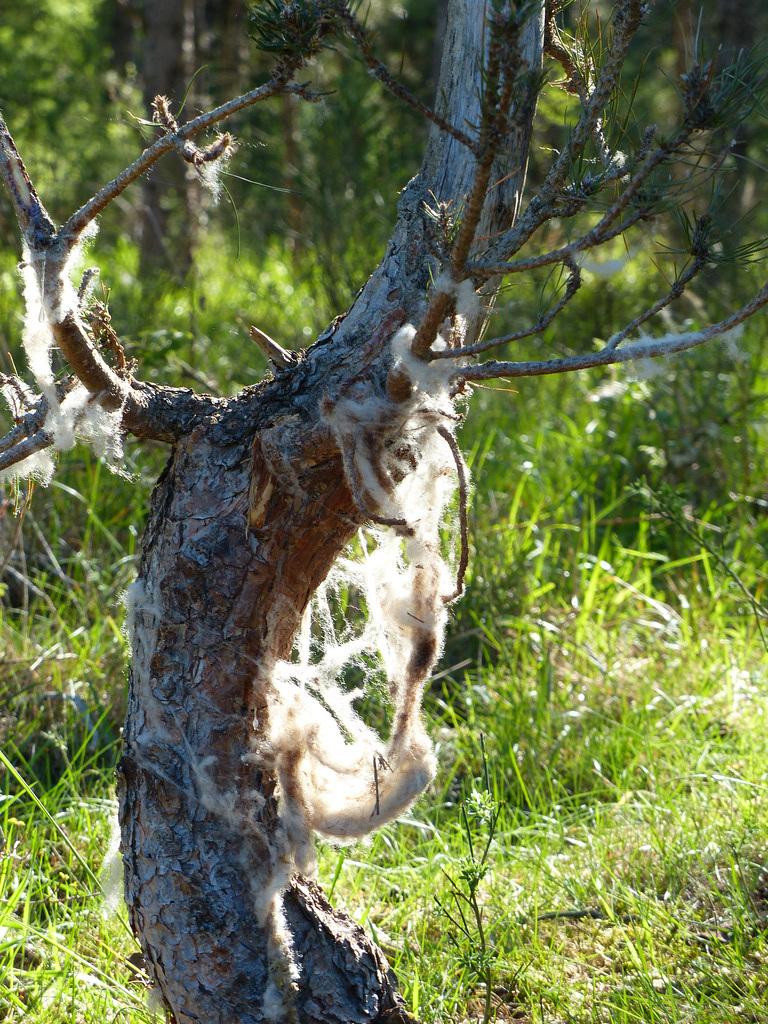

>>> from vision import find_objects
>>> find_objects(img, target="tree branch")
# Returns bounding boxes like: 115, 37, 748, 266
456, 280, 768, 382
61, 64, 302, 243
0, 428, 54, 474
491, 0, 646, 261
0, 62, 302, 453
433, 257, 581, 359
410, 2, 546, 360
602, 255, 708, 352
0, 117, 56, 245
332, 2, 478, 154
544, 4, 630, 177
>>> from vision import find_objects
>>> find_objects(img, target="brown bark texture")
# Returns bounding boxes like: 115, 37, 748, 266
117, 3, 544, 1022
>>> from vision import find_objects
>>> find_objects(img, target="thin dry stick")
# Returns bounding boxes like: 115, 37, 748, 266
333, 3, 477, 155
61, 64, 302, 242
457, 279, 768, 382
370, 755, 380, 818
432, 259, 582, 360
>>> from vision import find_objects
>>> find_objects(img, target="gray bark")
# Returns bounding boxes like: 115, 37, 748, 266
118, 4, 545, 1022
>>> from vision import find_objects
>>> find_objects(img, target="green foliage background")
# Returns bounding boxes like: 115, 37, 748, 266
3, 2, 768, 1022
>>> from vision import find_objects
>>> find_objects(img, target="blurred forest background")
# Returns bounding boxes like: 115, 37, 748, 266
4, 2, 768, 1022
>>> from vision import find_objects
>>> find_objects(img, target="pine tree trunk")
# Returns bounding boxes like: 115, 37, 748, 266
118, 4, 544, 1021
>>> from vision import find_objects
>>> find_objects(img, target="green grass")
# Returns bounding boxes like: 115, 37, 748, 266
324, 578, 768, 1023
3, 241, 768, 1022
4, 415, 768, 1022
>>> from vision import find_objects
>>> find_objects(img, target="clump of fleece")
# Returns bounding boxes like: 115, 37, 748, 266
241, 323, 467, 1018
263, 324, 465, 849
1, 227, 125, 482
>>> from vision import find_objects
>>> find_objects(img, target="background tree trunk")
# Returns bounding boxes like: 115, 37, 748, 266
118, 3, 544, 1021
140, 0, 201, 275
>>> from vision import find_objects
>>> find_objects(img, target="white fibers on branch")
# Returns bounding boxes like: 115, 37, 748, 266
8, 225, 126, 482
21, 226, 97, 399
432, 272, 482, 326
0, 448, 55, 486
99, 804, 124, 918
196, 160, 227, 204
262, 323, 464, 856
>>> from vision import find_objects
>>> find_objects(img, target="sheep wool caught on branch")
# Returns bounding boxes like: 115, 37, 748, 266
265, 323, 465, 847
0, 226, 125, 484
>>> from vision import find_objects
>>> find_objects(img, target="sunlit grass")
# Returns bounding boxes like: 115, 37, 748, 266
3, 256, 768, 1021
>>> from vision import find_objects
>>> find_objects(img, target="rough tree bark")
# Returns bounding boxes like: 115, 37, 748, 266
119, 4, 544, 1022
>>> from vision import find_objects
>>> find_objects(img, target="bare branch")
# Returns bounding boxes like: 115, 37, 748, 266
469, 207, 647, 278
0, 116, 56, 245
250, 326, 299, 370
467, 119, 732, 285
52, 314, 128, 411
283, 81, 327, 104
492, 0, 646, 261
0, 428, 54, 474
332, 3, 478, 155
60, 64, 302, 243
433, 258, 582, 359
603, 256, 707, 352
544, 5, 617, 172
0, 378, 50, 465
457, 281, 768, 382
0, 103, 243, 449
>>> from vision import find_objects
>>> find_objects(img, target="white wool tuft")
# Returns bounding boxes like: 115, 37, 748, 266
196, 147, 234, 204
11, 224, 126, 482
0, 448, 55, 486
261, 980, 286, 1022
21, 249, 57, 402
389, 323, 456, 398
721, 324, 745, 362
432, 270, 459, 296
431, 273, 482, 327
99, 804, 124, 917
455, 277, 481, 320
146, 985, 164, 1014
260, 322, 466, 864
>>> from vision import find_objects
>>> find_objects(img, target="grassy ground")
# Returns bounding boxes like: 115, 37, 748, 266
3, 249, 768, 1022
